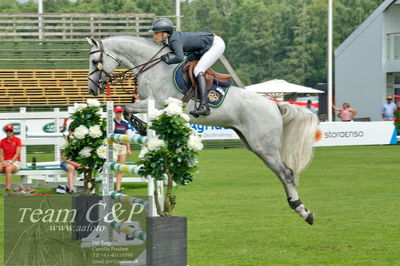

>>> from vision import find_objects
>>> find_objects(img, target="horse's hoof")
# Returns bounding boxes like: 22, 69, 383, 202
190, 112, 199, 118
305, 212, 314, 225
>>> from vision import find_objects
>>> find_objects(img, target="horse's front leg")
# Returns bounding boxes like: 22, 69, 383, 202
123, 100, 149, 136
123, 99, 149, 116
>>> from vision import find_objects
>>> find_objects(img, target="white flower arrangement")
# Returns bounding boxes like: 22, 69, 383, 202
165, 97, 183, 106
137, 97, 202, 217
87, 98, 101, 107
187, 157, 199, 168
96, 145, 107, 159
181, 113, 190, 122
89, 125, 103, 138
149, 109, 164, 121
138, 146, 149, 159
73, 103, 87, 112
164, 102, 183, 116
147, 137, 166, 151
64, 101, 107, 194
59, 138, 68, 149
79, 146, 93, 158
188, 134, 203, 151
74, 125, 89, 139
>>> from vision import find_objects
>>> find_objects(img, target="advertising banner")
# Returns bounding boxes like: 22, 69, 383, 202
315, 121, 398, 146
0, 118, 397, 146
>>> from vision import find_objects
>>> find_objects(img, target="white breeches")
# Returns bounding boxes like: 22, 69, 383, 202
194, 35, 225, 77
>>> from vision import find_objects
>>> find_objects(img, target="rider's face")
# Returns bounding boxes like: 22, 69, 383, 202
153, 32, 167, 43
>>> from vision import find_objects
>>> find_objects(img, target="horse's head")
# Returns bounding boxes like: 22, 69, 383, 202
86, 37, 120, 96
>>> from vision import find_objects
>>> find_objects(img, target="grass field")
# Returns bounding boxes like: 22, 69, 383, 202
0, 145, 399, 265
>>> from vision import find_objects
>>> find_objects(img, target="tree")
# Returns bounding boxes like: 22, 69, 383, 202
0, 0, 19, 13
7, 0, 385, 87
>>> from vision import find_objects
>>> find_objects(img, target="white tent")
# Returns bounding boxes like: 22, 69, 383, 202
245, 79, 324, 98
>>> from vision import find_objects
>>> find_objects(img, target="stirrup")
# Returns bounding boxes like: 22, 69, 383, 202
190, 104, 210, 117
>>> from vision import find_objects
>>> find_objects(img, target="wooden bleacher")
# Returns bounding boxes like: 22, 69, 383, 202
0, 69, 136, 106
0, 13, 160, 106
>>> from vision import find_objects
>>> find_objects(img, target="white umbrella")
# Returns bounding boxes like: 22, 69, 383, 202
245, 79, 324, 98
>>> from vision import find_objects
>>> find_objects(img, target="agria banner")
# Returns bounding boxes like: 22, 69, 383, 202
315, 121, 398, 146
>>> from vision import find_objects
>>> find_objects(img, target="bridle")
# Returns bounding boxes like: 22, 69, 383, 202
88, 39, 167, 95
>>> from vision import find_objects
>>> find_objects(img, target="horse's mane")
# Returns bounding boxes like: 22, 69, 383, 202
103, 35, 166, 53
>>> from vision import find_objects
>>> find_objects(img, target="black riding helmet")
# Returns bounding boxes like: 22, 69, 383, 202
148, 18, 174, 35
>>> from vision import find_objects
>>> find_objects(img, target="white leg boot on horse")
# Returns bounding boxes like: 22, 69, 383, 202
190, 72, 210, 117
123, 99, 149, 136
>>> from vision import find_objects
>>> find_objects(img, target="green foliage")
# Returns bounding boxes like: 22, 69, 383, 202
0, 0, 19, 12
182, 0, 383, 86
63, 101, 106, 175
394, 110, 400, 131
5, 0, 384, 87
138, 103, 199, 186
137, 98, 202, 216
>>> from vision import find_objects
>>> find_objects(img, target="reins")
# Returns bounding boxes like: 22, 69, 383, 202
88, 40, 168, 95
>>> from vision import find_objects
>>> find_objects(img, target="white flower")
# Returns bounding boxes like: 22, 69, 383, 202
181, 113, 190, 122
187, 157, 199, 167
138, 146, 149, 159
188, 134, 203, 151
59, 138, 68, 149
96, 145, 107, 159
73, 103, 87, 112
87, 99, 101, 107
79, 146, 93, 158
73, 125, 89, 139
175, 148, 183, 154
149, 109, 164, 121
89, 125, 103, 138
164, 102, 183, 116
165, 97, 183, 107
147, 137, 166, 151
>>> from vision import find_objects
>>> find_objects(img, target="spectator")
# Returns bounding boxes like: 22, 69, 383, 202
0, 125, 22, 196
333, 103, 357, 122
114, 106, 132, 193
306, 99, 317, 115
381, 95, 397, 121
60, 125, 80, 194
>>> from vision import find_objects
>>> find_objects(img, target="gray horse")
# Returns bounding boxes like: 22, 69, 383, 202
86, 36, 319, 224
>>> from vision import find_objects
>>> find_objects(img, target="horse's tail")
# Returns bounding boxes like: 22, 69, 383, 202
277, 102, 319, 183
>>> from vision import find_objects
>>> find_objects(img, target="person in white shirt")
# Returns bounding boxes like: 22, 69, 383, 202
381, 96, 397, 121
306, 99, 317, 115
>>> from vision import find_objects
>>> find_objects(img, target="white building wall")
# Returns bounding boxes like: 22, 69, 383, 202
384, 3, 400, 34
335, 15, 384, 121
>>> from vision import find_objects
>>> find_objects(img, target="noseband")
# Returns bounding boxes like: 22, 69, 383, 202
88, 40, 167, 94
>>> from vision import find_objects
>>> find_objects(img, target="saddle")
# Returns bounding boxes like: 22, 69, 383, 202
182, 60, 232, 103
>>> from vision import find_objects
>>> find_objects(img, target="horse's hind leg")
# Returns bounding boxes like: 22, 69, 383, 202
262, 151, 314, 225
240, 130, 314, 224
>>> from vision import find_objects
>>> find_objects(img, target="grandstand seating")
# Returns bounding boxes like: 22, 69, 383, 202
0, 69, 136, 105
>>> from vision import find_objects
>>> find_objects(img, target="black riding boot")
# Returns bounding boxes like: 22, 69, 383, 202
190, 72, 210, 117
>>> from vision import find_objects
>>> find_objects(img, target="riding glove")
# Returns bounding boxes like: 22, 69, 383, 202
160, 54, 169, 62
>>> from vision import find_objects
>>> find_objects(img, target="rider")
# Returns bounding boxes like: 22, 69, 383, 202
149, 18, 226, 116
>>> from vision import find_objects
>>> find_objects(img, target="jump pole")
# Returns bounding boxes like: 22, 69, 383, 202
104, 100, 161, 217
